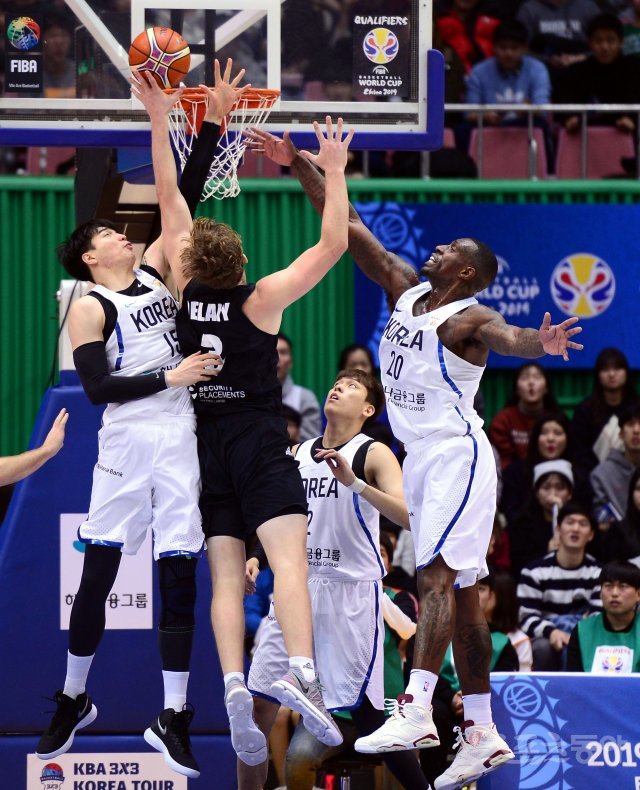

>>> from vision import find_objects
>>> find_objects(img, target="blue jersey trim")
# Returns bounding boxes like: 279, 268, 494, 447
438, 341, 471, 435
158, 545, 204, 559
329, 580, 381, 712
353, 493, 386, 576
114, 321, 125, 371
416, 433, 478, 568
77, 526, 124, 550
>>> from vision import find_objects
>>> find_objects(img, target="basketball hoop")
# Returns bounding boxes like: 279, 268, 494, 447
162, 86, 280, 200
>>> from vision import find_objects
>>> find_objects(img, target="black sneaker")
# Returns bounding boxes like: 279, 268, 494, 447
144, 705, 200, 779
36, 691, 98, 759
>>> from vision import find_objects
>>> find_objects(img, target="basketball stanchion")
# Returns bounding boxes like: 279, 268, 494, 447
162, 86, 280, 200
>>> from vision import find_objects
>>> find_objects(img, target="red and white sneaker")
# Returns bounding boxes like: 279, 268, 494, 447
434, 721, 514, 790
354, 694, 440, 753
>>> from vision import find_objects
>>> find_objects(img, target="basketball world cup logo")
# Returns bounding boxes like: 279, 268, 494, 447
363, 28, 399, 64
40, 763, 65, 788
601, 653, 624, 673
550, 253, 615, 318
7, 16, 41, 51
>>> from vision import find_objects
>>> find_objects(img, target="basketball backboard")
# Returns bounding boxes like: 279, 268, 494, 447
0, 0, 443, 150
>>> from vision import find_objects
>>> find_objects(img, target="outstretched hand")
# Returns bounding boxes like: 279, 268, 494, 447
244, 128, 298, 166
130, 69, 183, 119
300, 116, 355, 173
201, 58, 250, 124
539, 312, 584, 361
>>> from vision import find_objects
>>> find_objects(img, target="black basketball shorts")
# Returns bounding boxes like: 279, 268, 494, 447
197, 411, 308, 540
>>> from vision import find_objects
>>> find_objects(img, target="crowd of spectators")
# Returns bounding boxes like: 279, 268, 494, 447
240, 338, 640, 786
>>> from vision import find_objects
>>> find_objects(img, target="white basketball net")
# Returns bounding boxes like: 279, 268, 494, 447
166, 89, 280, 201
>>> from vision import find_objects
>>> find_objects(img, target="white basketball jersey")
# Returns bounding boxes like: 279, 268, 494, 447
380, 282, 484, 444
92, 269, 192, 423
296, 434, 384, 582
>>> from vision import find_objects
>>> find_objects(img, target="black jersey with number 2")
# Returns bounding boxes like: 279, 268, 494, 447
176, 279, 281, 417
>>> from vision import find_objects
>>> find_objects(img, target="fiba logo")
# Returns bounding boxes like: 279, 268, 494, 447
550, 253, 615, 318
372, 65, 389, 75
40, 763, 65, 788
7, 17, 41, 51
363, 28, 399, 64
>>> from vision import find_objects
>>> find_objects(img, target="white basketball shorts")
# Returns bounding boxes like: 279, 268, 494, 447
403, 429, 497, 588
248, 577, 384, 711
78, 418, 204, 560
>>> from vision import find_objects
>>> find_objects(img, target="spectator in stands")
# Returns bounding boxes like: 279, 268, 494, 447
509, 459, 575, 576
489, 362, 560, 470
42, 15, 76, 99
518, 501, 601, 670
281, 404, 302, 446
517, 0, 600, 77
380, 520, 417, 593
501, 412, 573, 524
621, 0, 640, 54
571, 347, 639, 481
567, 560, 640, 672
466, 21, 551, 125
556, 14, 640, 132
276, 333, 321, 441
0, 408, 68, 486
337, 343, 376, 376
479, 568, 533, 671
601, 469, 640, 563
436, 0, 502, 75
591, 405, 640, 531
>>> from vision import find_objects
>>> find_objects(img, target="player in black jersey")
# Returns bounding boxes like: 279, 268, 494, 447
36, 64, 243, 779
135, 62, 354, 765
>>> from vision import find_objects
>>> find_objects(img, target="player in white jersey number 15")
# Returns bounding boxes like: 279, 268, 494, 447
249, 128, 584, 790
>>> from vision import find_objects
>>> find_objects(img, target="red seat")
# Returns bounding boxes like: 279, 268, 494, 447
443, 127, 456, 148
26, 146, 76, 175
555, 127, 635, 179
469, 127, 548, 179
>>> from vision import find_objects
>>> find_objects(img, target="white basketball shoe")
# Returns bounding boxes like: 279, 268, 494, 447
354, 694, 440, 753
434, 722, 514, 789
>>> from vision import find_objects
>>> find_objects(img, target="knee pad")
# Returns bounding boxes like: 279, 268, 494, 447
158, 555, 197, 631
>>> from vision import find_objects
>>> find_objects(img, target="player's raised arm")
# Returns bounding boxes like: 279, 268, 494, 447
471, 306, 584, 361
245, 127, 419, 304
244, 117, 354, 331
132, 61, 248, 292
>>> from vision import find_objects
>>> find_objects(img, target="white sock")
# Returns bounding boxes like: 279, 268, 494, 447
462, 693, 493, 728
162, 670, 189, 712
63, 652, 94, 699
289, 656, 316, 683
405, 669, 439, 708
223, 672, 245, 689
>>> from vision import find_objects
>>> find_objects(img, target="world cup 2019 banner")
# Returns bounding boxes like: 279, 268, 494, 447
486, 673, 640, 789
353, 203, 639, 368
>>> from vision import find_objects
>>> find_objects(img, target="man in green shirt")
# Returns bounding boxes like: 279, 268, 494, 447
567, 560, 640, 673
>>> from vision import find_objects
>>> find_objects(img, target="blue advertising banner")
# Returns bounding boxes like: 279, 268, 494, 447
354, 203, 639, 369
481, 673, 640, 790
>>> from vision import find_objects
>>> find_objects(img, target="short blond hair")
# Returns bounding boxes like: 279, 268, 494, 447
181, 217, 244, 289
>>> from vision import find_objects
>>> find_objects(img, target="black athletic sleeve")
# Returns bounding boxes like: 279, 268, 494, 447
566, 626, 584, 672
74, 341, 168, 405
179, 121, 222, 215
247, 537, 268, 570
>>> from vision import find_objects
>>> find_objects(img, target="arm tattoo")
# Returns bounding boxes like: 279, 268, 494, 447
292, 153, 416, 297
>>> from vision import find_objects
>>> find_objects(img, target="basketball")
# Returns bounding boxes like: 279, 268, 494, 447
128, 27, 190, 89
